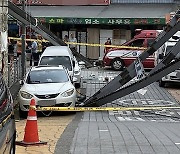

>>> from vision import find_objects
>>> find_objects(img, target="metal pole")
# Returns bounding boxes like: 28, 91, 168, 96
21, 0, 26, 80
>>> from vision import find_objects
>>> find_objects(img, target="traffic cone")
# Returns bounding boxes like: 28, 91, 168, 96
16, 98, 47, 147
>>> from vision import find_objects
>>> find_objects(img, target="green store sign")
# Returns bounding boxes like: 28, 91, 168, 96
37, 17, 165, 25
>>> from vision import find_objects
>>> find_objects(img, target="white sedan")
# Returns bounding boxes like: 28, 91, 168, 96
18, 65, 76, 117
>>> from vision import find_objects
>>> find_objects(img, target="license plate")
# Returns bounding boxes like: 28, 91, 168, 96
37, 100, 56, 106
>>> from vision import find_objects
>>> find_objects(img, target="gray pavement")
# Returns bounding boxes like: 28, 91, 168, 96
55, 68, 180, 154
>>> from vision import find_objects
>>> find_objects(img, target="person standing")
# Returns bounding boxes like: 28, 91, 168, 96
69, 33, 77, 52
16, 36, 27, 57
104, 38, 112, 54
37, 35, 43, 56
16, 39, 22, 57
8, 39, 15, 67
31, 35, 39, 66
63, 34, 69, 43
63, 34, 69, 47
42, 41, 47, 53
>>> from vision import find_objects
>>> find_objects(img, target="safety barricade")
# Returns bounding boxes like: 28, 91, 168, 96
16, 99, 47, 147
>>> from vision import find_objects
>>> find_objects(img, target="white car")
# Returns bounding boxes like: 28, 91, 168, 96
18, 65, 76, 117
38, 46, 81, 88
73, 57, 81, 88
155, 31, 180, 87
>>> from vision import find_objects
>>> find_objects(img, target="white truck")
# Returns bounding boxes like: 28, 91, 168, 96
155, 31, 180, 87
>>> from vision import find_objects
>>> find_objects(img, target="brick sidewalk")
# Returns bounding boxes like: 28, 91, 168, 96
167, 88, 180, 104
15, 114, 75, 154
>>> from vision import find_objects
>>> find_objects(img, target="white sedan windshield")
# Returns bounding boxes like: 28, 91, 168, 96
26, 69, 69, 84
39, 56, 72, 71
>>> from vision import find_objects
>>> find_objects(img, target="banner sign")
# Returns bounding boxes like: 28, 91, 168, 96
37, 17, 165, 25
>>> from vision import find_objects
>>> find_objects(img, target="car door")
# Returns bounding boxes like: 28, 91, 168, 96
123, 39, 145, 66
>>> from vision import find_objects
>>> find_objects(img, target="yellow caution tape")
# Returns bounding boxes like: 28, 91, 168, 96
8, 37, 146, 50
8, 37, 49, 43
66, 42, 146, 50
35, 106, 180, 112
29, 105, 36, 110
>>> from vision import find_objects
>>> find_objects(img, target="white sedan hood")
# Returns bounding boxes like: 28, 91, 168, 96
20, 82, 73, 95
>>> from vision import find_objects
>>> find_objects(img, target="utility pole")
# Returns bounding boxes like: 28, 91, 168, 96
21, 0, 26, 79
0, 0, 8, 84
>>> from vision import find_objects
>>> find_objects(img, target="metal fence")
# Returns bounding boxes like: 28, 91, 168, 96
7, 55, 22, 88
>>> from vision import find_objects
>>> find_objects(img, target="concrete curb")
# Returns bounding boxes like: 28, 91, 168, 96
54, 112, 83, 154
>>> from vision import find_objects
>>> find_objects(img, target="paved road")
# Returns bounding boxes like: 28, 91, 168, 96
56, 68, 180, 154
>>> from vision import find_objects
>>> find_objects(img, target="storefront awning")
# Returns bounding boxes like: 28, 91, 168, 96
26, 4, 176, 25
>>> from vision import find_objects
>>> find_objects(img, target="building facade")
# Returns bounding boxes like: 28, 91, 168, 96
10, 0, 179, 59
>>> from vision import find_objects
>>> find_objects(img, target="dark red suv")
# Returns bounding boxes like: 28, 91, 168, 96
103, 30, 159, 70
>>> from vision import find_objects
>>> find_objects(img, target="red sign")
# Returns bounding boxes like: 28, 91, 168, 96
11, 0, 110, 5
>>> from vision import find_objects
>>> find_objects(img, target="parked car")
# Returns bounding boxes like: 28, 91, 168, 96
103, 29, 159, 70
0, 74, 16, 153
73, 57, 81, 88
38, 46, 81, 87
155, 31, 180, 87
103, 49, 155, 70
18, 65, 76, 117
120, 29, 159, 48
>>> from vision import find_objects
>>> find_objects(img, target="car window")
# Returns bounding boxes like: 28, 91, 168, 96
165, 46, 173, 55
129, 39, 145, 47
39, 56, 72, 71
147, 39, 155, 47
165, 45, 180, 58
26, 69, 69, 84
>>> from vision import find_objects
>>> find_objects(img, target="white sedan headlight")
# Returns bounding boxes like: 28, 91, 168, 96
61, 88, 74, 97
20, 91, 33, 99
